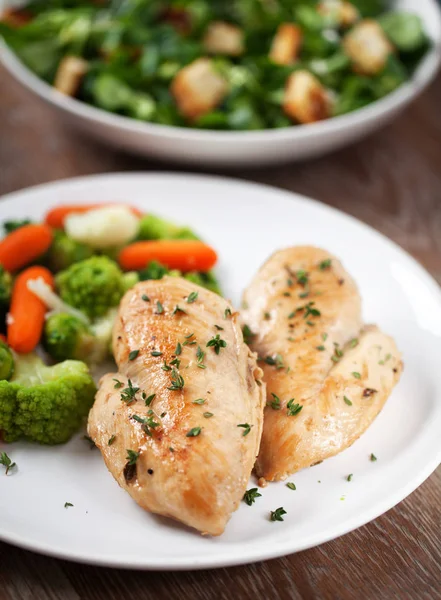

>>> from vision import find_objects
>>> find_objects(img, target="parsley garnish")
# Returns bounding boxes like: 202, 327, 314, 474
113, 378, 123, 389
120, 379, 140, 404
370, 453, 377, 462
108, 435, 116, 446
287, 399, 303, 416
347, 474, 353, 481
168, 368, 185, 391
270, 507, 287, 522
0, 452, 16, 475
64, 502, 73, 508
192, 398, 205, 405
126, 449, 140, 465
175, 342, 182, 356
183, 332, 196, 346
316, 345, 325, 351
243, 488, 262, 506
304, 302, 321, 319
237, 423, 252, 436
286, 482, 296, 491
352, 371, 361, 379
129, 349, 139, 361
206, 334, 227, 355
344, 396, 352, 406
296, 270, 308, 286
319, 259, 332, 270
203, 412, 214, 418
187, 291, 198, 303
151, 351, 162, 357
268, 393, 281, 410
144, 392, 156, 405
156, 301, 164, 314
161, 360, 172, 371
172, 305, 186, 316
196, 345, 206, 369
142, 294, 150, 302
186, 427, 201, 437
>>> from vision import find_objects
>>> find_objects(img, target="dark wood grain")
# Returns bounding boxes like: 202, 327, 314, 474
1, 63, 440, 600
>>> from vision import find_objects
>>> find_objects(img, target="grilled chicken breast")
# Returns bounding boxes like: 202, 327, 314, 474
242, 247, 402, 481
88, 277, 265, 536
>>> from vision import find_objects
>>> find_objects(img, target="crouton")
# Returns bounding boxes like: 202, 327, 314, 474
343, 19, 393, 75
203, 21, 244, 56
53, 56, 89, 97
171, 58, 228, 120
283, 70, 331, 124
317, 0, 359, 28
269, 24, 302, 66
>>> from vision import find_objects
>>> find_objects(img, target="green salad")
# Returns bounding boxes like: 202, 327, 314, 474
1, 0, 429, 130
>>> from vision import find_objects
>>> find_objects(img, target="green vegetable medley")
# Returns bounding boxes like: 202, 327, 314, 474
0, 0, 429, 130
0, 207, 219, 446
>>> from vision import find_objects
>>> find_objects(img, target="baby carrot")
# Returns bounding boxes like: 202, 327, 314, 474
8, 266, 55, 354
118, 240, 217, 272
45, 203, 143, 229
0, 224, 53, 273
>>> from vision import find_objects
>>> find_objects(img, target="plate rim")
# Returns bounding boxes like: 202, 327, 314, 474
0, 171, 440, 570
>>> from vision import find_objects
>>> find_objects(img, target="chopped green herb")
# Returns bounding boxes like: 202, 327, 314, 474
168, 368, 185, 391
170, 357, 181, 368
187, 291, 198, 304
322, 333, 328, 341
183, 332, 196, 346
286, 482, 296, 491
126, 449, 140, 465
113, 378, 123, 389
268, 392, 281, 410
296, 270, 309, 286
225, 308, 232, 318
172, 305, 186, 316
214, 324, 224, 331
304, 302, 321, 319
287, 399, 303, 416
287, 310, 297, 319
316, 345, 326, 351
243, 488, 262, 506
350, 338, 359, 348
242, 324, 256, 345
237, 423, 252, 436
156, 301, 164, 314
319, 259, 332, 270
203, 412, 214, 418
206, 334, 227, 355
64, 502, 73, 508
370, 453, 377, 462
352, 371, 361, 379
196, 345, 206, 369
142, 294, 150, 302
270, 507, 287, 522
283, 291, 291, 297
151, 351, 162, 357
169, 447, 175, 452
129, 349, 140, 361
306, 320, 315, 327
108, 435, 116, 446
299, 291, 310, 299
287, 278, 293, 287
186, 427, 202, 437
162, 360, 172, 371
264, 312, 271, 320
347, 474, 353, 481
120, 379, 140, 404
192, 398, 206, 405
0, 452, 16, 475
344, 396, 352, 406
175, 342, 182, 356
83, 435, 96, 449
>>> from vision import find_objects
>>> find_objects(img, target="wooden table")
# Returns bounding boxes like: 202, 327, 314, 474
1, 63, 440, 599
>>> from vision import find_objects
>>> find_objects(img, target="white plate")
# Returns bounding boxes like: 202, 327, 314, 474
0, 173, 440, 570
1, 0, 441, 166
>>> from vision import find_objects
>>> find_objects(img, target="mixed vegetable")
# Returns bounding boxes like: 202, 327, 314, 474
0, 203, 219, 445
0, 0, 429, 130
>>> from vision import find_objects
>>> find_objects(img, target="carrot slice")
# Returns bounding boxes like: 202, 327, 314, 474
118, 240, 217, 273
45, 203, 143, 229
8, 266, 55, 354
0, 224, 53, 273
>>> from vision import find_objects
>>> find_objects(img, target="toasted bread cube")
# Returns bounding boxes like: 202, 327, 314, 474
171, 58, 228, 120
203, 21, 244, 56
283, 70, 331, 124
269, 24, 302, 66
318, 1, 359, 28
343, 20, 393, 75
54, 56, 89, 96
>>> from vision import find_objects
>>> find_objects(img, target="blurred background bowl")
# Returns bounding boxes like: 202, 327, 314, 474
1, 0, 440, 167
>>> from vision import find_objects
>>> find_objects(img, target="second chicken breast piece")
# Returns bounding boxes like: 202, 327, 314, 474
242, 247, 402, 480
88, 277, 265, 536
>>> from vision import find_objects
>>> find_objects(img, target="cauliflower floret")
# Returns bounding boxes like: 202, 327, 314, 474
0, 354, 96, 444
283, 70, 331, 124
54, 55, 89, 97
269, 24, 302, 66
171, 58, 228, 120
343, 20, 393, 75
65, 205, 140, 249
318, 0, 359, 28
203, 21, 245, 56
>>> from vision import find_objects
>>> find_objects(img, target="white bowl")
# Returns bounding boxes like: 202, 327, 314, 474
1, 0, 441, 167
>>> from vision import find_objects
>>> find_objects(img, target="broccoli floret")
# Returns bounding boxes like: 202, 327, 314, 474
138, 260, 221, 294
139, 260, 172, 281
3, 219, 32, 234
0, 266, 12, 305
47, 230, 94, 272
138, 214, 200, 241
44, 309, 117, 364
184, 271, 222, 295
0, 341, 14, 381
0, 354, 96, 444
56, 256, 137, 319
